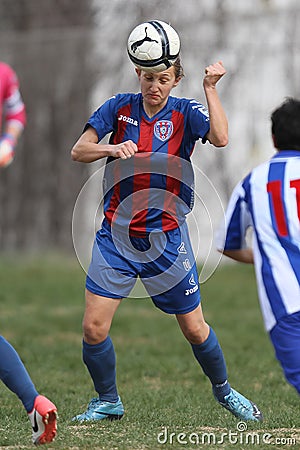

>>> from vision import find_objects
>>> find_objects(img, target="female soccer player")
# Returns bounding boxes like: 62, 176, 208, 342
71, 44, 262, 423
217, 97, 300, 396
0, 61, 57, 445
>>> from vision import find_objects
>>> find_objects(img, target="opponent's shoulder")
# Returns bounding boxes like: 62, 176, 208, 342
241, 160, 271, 194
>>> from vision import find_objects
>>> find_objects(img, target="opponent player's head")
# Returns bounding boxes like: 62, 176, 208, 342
271, 97, 300, 151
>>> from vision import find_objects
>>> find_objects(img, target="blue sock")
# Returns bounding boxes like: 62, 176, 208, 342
82, 336, 118, 403
0, 336, 38, 412
191, 327, 231, 401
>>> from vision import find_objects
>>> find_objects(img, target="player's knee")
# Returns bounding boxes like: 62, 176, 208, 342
181, 320, 209, 345
180, 323, 209, 345
83, 319, 108, 344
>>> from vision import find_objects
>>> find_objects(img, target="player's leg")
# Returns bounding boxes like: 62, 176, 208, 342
72, 290, 124, 422
176, 305, 231, 400
141, 223, 262, 421
82, 288, 121, 402
72, 222, 139, 421
0, 335, 39, 410
83, 288, 121, 345
176, 306, 262, 421
269, 311, 300, 395
140, 223, 230, 399
0, 336, 57, 444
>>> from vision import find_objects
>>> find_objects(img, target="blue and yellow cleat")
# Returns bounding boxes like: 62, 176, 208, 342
216, 388, 263, 422
72, 396, 124, 422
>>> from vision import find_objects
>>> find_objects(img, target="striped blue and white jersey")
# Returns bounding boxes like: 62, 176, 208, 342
217, 150, 300, 331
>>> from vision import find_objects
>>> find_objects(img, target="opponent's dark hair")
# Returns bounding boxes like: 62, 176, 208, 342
271, 97, 300, 151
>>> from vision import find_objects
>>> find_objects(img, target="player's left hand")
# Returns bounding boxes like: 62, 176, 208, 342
203, 61, 226, 88
0, 135, 15, 168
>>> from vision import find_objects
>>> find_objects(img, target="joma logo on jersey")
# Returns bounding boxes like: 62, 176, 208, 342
154, 120, 173, 141
185, 284, 199, 296
118, 115, 138, 126
185, 273, 198, 296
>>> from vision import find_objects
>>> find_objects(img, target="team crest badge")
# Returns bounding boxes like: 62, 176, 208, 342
154, 120, 173, 142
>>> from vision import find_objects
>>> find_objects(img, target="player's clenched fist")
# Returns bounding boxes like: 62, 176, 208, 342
111, 140, 138, 159
203, 61, 226, 88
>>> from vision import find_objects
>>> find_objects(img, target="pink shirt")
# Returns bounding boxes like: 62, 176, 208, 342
0, 62, 26, 131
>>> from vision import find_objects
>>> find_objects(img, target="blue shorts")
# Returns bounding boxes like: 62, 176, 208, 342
269, 311, 300, 394
86, 220, 201, 314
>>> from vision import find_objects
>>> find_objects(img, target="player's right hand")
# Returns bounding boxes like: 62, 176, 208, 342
0, 135, 15, 168
112, 140, 138, 159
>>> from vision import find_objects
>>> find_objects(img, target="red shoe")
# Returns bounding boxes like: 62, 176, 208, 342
28, 395, 57, 445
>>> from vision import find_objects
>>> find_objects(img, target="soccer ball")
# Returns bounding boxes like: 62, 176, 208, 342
127, 20, 180, 73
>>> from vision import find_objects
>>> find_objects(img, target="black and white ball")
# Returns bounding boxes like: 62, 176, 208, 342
127, 20, 180, 73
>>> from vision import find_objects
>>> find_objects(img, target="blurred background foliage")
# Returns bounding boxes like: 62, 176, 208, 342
0, 0, 299, 259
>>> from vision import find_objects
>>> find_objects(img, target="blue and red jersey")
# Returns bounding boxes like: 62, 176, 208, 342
87, 92, 210, 235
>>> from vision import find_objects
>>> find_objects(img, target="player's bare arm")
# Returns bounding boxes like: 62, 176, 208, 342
220, 248, 254, 264
71, 127, 138, 162
203, 61, 228, 148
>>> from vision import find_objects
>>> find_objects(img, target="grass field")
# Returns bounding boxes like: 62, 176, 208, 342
0, 256, 298, 449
